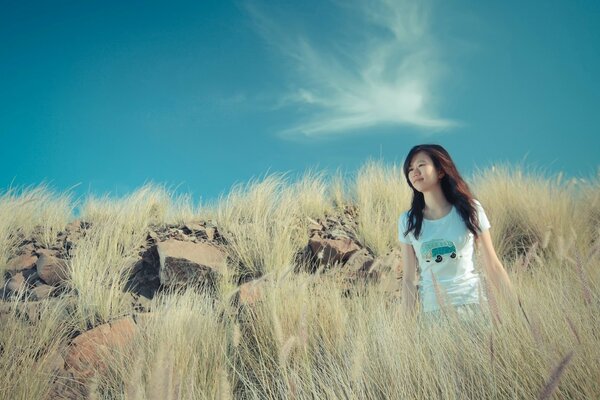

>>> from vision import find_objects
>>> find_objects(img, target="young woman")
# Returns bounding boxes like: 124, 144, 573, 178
398, 144, 517, 323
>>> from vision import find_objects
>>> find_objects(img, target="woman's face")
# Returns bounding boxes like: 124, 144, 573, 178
407, 151, 443, 192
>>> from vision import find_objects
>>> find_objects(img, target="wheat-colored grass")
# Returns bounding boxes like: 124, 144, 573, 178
0, 184, 74, 286
1, 164, 599, 399
205, 172, 334, 279
70, 183, 201, 330
471, 164, 593, 264
353, 159, 412, 256
0, 294, 73, 399
89, 289, 229, 399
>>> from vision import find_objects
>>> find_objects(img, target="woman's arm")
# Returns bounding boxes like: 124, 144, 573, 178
400, 242, 419, 317
477, 230, 518, 306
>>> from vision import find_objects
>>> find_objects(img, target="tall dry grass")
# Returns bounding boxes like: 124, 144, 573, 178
471, 164, 594, 265
70, 184, 200, 330
0, 163, 599, 399
352, 159, 411, 256
205, 171, 334, 280
0, 295, 74, 399
0, 184, 74, 285
89, 289, 229, 399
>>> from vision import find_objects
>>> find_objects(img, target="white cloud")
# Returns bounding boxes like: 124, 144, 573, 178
245, 0, 457, 138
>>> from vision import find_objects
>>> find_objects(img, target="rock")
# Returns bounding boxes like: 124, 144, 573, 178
329, 228, 352, 240
371, 249, 403, 295
0, 299, 72, 324
308, 236, 360, 266
126, 248, 161, 300
31, 284, 54, 300
6, 253, 38, 272
36, 249, 59, 257
308, 222, 323, 232
6, 272, 27, 293
16, 243, 36, 255
65, 220, 81, 232
36, 253, 69, 286
123, 292, 151, 312
64, 317, 137, 380
64, 220, 91, 234
204, 227, 216, 241
344, 248, 375, 276
184, 222, 204, 232
157, 240, 227, 288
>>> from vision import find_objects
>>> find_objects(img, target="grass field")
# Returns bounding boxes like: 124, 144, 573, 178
1, 161, 598, 399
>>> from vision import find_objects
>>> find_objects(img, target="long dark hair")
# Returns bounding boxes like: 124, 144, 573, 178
402, 144, 481, 240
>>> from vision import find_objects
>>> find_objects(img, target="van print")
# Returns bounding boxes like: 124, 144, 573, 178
421, 239, 457, 263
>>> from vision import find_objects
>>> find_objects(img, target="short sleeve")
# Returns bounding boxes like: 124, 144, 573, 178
474, 199, 491, 232
398, 212, 412, 244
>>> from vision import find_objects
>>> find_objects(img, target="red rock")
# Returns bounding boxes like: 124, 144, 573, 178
308, 236, 360, 265
344, 249, 375, 274
6, 253, 38, 271
64, 317, 137, 380
31, 284, 54, 300
157, 240, 227, 286
36, 253, 69, 286
6, 272, 27, 293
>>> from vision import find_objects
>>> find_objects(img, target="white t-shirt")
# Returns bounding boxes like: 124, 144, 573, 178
398, 200, 491, 313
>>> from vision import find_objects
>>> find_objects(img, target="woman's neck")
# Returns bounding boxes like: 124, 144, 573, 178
422, 189, 452, 219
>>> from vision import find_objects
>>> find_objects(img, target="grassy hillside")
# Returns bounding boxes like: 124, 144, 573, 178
1, 161, 598, 399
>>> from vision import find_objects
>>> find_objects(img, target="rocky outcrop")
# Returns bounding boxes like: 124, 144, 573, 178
3, 208, 400, 305
1, 208, 407, 398
126, 221, 226, 299
2, 221, 90, 300
308, 236, 361, 265
157, 239, 227, 288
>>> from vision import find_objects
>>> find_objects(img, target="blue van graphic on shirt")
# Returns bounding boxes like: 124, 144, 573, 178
421, 239, 457, 263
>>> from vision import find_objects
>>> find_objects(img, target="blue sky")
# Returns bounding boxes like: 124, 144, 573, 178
1, 0, 598, 204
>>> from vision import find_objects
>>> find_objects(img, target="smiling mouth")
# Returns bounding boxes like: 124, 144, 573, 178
414, 178, 423, 182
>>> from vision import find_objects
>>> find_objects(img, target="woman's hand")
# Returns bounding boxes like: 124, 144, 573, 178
477, 229, 519, 308
400, 242, 419, 318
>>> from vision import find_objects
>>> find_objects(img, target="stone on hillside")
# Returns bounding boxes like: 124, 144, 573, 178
184, 222, 204, 232
36, 253, 69, 286
6, 272, 27, 293
371, 248, 403, 295
16, 243, 36, 255
204, 226, 216, 241
308, 235, 360, 265
157, 239, 227, 287
31, 284, 54, 300
65, 220, 82, 232
344, 248, 375, 276
308, 223, 322, 232
6, 253, 38, 272
64, 317, 137, 380
127, 246, 161, 299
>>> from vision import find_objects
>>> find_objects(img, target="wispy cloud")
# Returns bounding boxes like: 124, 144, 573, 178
245, 0, 457, 138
